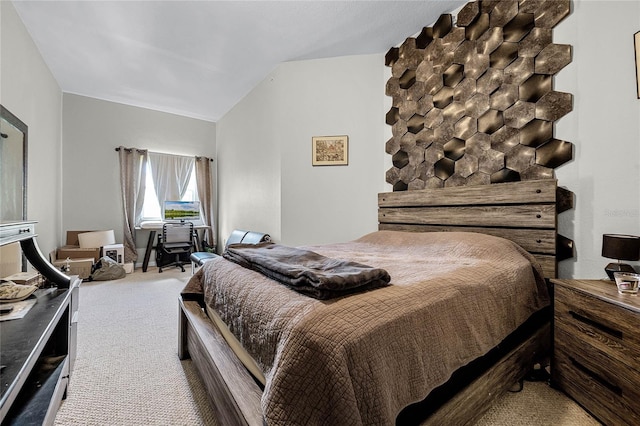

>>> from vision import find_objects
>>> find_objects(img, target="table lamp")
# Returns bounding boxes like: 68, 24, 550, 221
601, 234, 640, 280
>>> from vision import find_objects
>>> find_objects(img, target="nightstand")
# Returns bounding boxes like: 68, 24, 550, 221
551, 279, 640, 425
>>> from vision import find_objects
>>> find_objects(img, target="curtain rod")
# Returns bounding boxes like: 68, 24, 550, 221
114, 147, 146, 153
115, 147, 213, 161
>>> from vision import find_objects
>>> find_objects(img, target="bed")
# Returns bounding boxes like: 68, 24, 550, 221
179, 179, 571, 425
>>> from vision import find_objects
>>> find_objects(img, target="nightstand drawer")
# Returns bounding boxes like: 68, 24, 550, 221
554, 285, 640, 366
555, 327, 640, 401
554, 346, 640, 425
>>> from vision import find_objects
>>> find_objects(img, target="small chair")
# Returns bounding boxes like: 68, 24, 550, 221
241, 230, 271, 245
189, 229, 270, 274
158, 222, 194, 273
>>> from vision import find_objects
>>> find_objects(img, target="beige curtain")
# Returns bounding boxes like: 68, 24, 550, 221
118, 146, 148, 263
148, 152, 195, 203
195, 156, 216, 249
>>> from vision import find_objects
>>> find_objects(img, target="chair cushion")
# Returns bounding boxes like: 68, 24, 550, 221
241, 231, 271, 245
226, 229, 249, 247
190, 252, 219, 266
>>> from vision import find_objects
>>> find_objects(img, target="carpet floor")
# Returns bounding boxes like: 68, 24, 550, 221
54, 269, 601, 425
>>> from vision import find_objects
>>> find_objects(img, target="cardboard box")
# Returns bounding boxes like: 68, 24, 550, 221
63, 230, 100, 262
49, 252, 94, 279
103, 243, 124, 265
78, 230, 116, 248
2, 271, 43, 287
57, 245, 101, 263
66, 230, 96, 246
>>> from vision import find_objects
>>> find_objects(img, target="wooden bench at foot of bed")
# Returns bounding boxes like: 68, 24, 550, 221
179, 296, 262, 426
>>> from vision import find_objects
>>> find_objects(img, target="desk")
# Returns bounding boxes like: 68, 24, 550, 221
137, 223, 211, 272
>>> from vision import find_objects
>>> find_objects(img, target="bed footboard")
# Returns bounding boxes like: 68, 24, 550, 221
180, 293, 549, 426
421, 322, 550, 425
179, 296, 263, 426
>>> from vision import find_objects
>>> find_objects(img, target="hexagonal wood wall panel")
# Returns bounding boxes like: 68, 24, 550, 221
385, 0, 573, 191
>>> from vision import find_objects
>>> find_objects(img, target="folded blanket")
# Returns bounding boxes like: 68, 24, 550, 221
222, 242, 391, 299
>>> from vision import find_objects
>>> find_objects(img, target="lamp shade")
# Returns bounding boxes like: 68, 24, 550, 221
602, 234, 640, 261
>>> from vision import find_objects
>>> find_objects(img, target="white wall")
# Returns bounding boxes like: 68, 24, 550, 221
279, 55, 387, 245
215, 76, 282, 248
61, 94, 216, 260
554, 0, 640, 278
1, 1, 63, 258
216, 54, 386, 247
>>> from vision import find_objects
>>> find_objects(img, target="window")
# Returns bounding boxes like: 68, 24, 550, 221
141, 164, 199, 221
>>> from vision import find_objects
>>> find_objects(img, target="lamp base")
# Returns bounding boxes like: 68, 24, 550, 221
605, 262, 637, 281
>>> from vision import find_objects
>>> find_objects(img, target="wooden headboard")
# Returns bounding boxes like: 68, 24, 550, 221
378, 179, 573, 279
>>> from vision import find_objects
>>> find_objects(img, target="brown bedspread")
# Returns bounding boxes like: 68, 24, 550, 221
183, 230, 549, 426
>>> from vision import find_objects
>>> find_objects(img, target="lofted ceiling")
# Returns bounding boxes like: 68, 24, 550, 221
11, 0, 466, 122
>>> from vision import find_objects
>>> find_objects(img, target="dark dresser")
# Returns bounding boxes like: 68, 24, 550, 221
0, 221, 80, 425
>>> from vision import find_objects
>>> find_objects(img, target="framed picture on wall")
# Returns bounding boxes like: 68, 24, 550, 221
635, 31, 640, 99
312, 135, 348, 166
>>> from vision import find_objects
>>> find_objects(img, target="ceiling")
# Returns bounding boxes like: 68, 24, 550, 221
12, 0, 466, 122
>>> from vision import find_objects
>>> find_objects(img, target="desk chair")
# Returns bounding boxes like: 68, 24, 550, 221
158, 222, 194, 273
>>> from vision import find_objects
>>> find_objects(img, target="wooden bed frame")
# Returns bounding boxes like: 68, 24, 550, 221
178, 179, 571, 425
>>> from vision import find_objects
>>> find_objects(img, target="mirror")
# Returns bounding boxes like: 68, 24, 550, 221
0, 105, 28, 222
